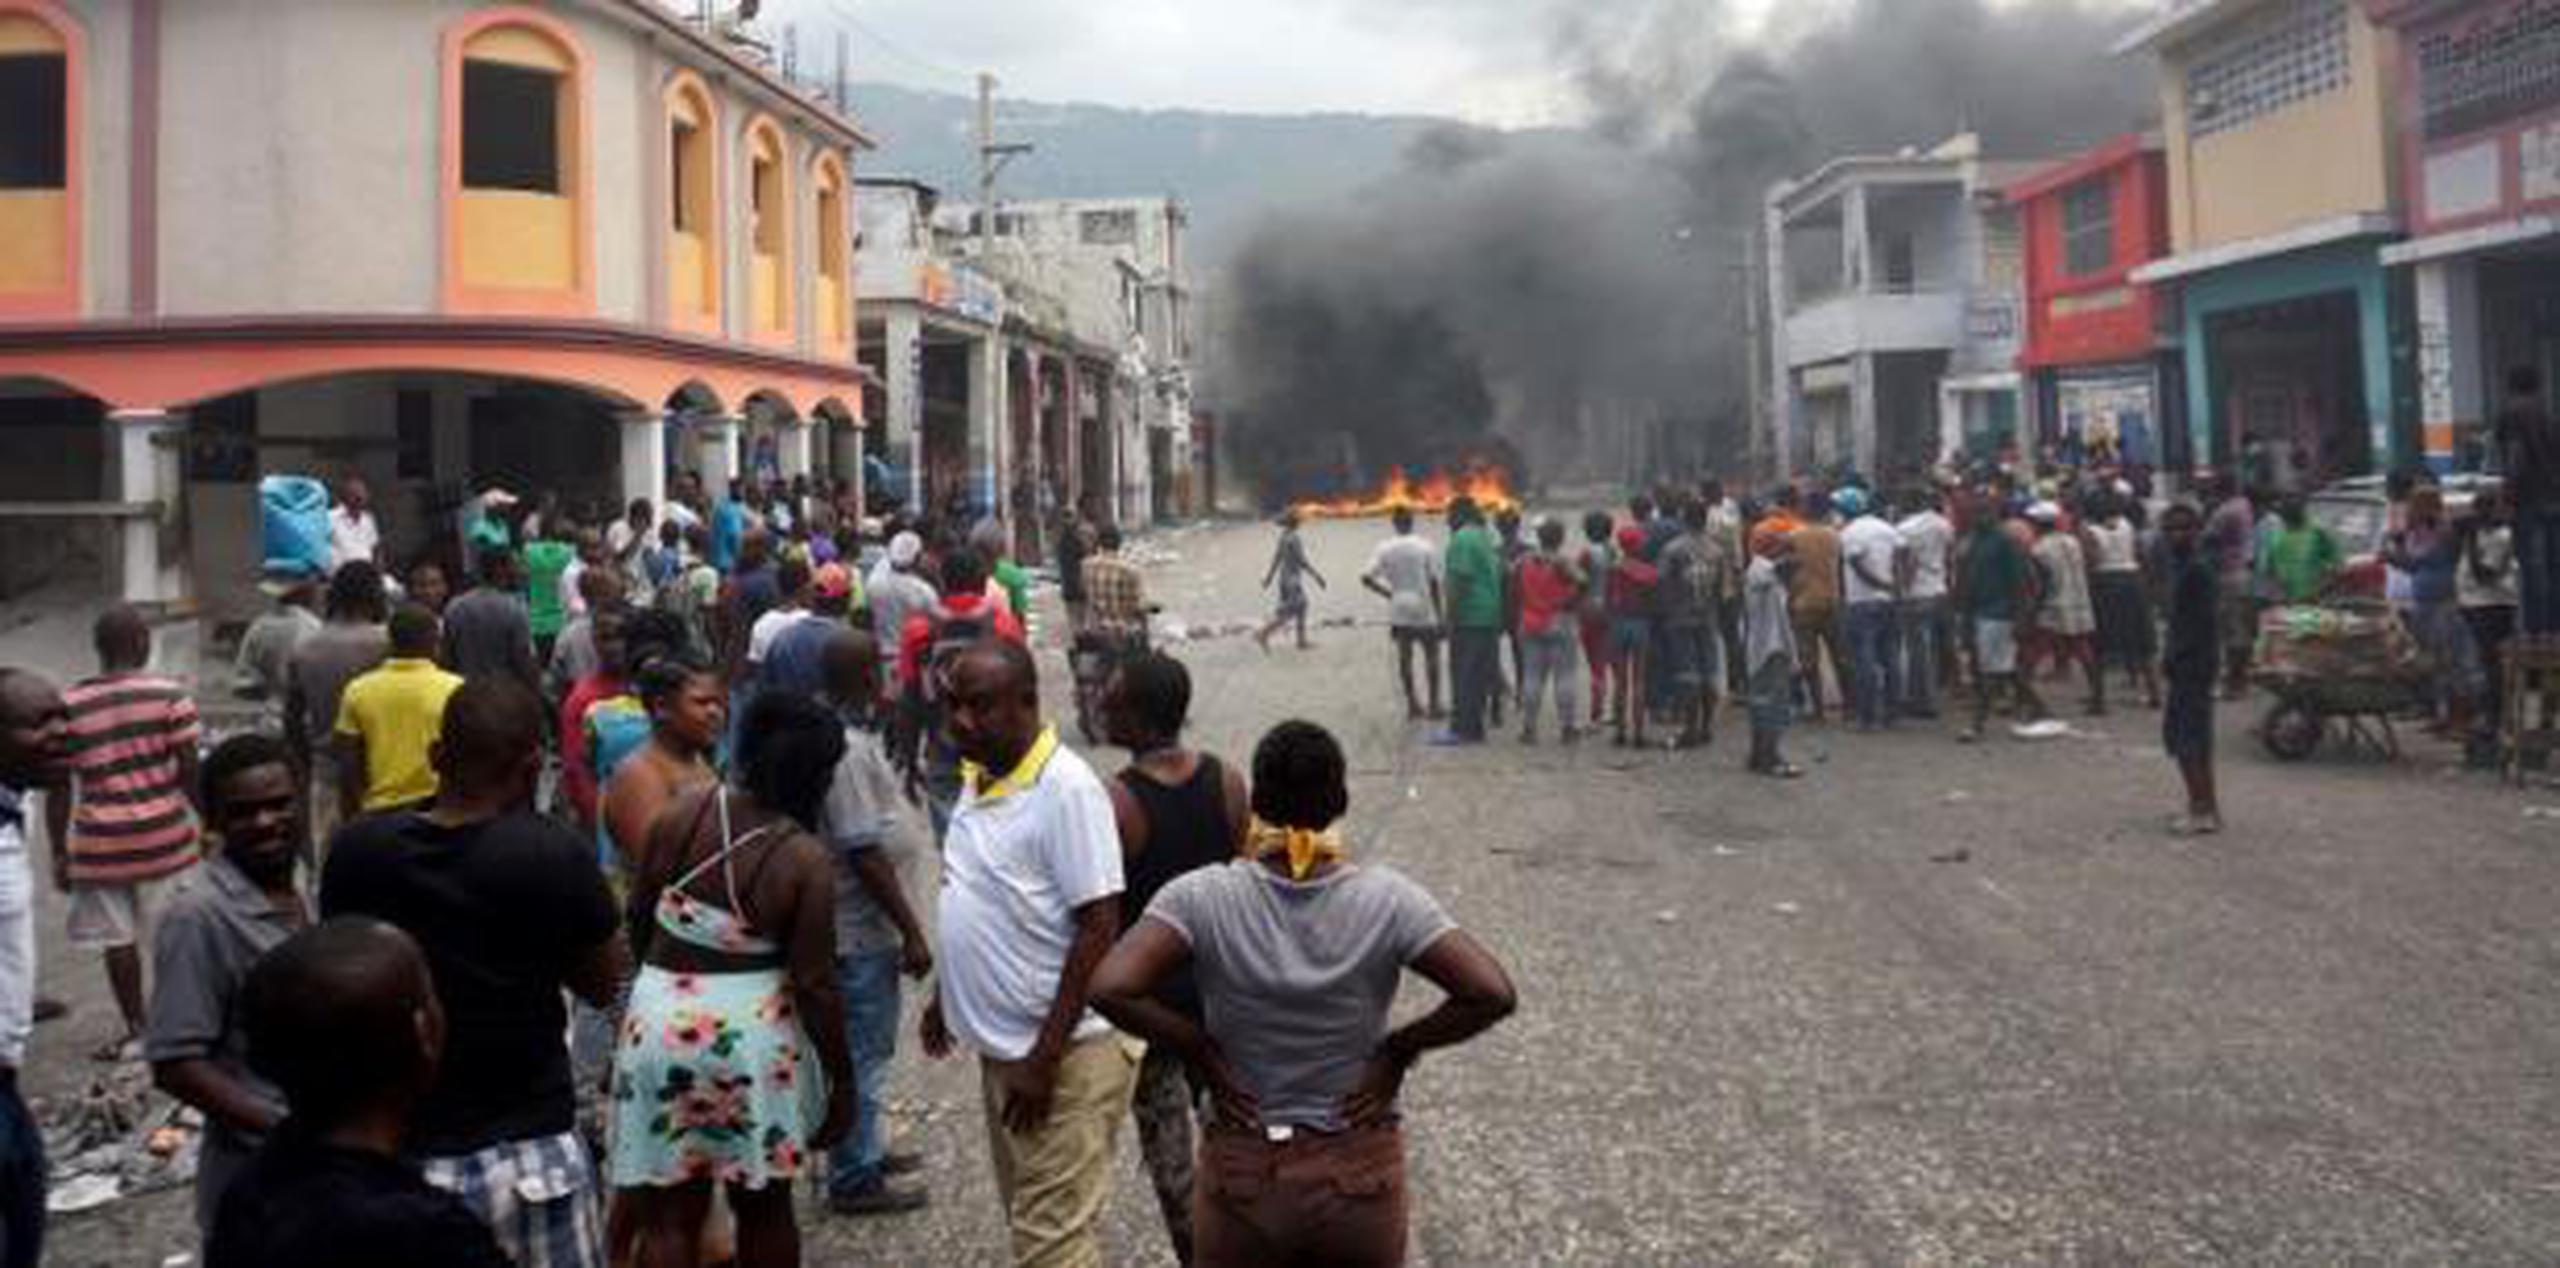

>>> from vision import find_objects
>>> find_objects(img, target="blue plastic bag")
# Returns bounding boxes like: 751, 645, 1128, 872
259, 475, 331, 579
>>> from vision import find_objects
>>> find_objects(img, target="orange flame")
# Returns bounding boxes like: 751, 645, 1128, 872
1291, 463, 1521, 521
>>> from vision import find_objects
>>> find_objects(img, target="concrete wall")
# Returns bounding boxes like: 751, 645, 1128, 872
2175, 238, 2398, 471
158, 0, 439, 316
2162, 3, 2403, 252
64, 0, 134, 316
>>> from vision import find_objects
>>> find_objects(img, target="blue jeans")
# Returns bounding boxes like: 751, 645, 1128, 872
1898, 598, 1946, 714
1450, 627, 1501, 739
1845, 601, 1901, 727
0, 1077, 41, 1268
826, 948, 904, 1196
1517, 627, 1582, 735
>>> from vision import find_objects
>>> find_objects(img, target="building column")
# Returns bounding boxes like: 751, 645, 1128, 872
109, 408, 186, 606
2414, 256, 2484, 474
1061, 357, 1084, 513
778, 418, 813, 481
1848, 353, 1879, 475
698, 415, 742, 498
888, 310, 924, 510
1841, 185, 1871, 294
973, 336, 1002, 518
618, 409, 666, 516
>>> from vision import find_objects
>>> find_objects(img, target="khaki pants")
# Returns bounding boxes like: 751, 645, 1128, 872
981, 1032, 1143, 1268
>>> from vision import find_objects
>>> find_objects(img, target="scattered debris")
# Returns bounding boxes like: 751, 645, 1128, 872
2525, 806, 2560, 821
2011, 720, 2073, 741
40, 1065, 200, 1217
1771, 901, 1802, 915
1929, 848, 1972, 864
1653, 909, 1680, 924
1709, 845, 1742, 858
1942, 790, 1973, 804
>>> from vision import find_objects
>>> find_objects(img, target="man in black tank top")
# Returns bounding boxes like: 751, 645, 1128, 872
1100, 652, 1251, 1267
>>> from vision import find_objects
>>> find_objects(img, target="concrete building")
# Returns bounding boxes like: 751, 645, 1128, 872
1765, 134, 2042, 479
0, 0, 871, 619
2121, 0, 2412, 488
2007, 134, 2188, 472
944, 196, 1197, 537
2366, 0, 2560, 473
854, 177, 1003, 520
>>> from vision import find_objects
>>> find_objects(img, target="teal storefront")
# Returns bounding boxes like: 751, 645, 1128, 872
2176, 236, 2415, 489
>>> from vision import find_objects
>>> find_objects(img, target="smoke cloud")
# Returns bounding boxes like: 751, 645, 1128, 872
1217, 0, 2158, 502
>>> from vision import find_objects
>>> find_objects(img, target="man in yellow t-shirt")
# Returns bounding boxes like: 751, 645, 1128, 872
333, 605, 464, 824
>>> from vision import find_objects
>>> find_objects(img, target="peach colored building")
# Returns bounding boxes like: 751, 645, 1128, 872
0, 0, 871, 617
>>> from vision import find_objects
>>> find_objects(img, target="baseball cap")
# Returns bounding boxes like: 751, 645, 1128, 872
888, 532, 923, 567
813, 563, 853, 600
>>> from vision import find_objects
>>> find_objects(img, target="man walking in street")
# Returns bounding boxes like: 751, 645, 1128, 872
1363, 508, 1446, 720
1436, 498, 1506, 747
2161, 503, 2224, 835
48, 606, 202, 1061
0, 669, 72, 1268
146, 733, 311, 1234
334, 607, 463, 824
1788, 494, 1847, 724
921, 640, 1139, 1268
1838, 488, 1905, 730
323, 676, 626, 1268
1652, 503, 1723, 749
817, 629, 936, 1218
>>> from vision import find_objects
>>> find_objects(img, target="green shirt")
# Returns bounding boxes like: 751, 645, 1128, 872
523, 539, 575, 637
2258, 523, 2341, 604
1445, 525, 1505, 629
992, 558, 1032, 623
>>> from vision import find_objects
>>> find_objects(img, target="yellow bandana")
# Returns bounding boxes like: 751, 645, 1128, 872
1245, 816, 1347, 881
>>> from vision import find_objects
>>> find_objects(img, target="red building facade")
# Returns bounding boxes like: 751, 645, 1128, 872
2007, 134, 2186, 471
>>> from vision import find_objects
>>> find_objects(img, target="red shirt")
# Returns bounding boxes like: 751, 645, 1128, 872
62, 672, 201, 883
1514, 553, 1583, 636
556, 673, 625, 826
896, 594, 1026, 689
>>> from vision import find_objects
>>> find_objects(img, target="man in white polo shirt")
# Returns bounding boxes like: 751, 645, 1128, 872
921, 639, 1136, 1268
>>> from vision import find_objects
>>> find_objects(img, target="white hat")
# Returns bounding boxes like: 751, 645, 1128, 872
478, 488, 521, 508
888, 532, 923, 567
2025, 501, 2062, 524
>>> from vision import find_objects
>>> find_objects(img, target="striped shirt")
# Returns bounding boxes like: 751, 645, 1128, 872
63, 673, 201, 884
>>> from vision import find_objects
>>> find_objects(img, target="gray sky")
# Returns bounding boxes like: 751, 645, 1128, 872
759, 0, 1780, 124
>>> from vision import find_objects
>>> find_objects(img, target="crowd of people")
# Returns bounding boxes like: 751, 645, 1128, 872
1316, 386, 2555, 839
0, 463, 1521, 1268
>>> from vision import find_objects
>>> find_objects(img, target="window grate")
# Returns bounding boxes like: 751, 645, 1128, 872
2061, 176, 2114, 277
2414, 1, 2560, 141
2184, 0, 2350, 140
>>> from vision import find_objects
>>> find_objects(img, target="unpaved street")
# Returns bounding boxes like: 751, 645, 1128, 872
39, 513, 2560, 1265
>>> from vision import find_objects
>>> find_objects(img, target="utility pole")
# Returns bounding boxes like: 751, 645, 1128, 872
974, 72, 1032, 523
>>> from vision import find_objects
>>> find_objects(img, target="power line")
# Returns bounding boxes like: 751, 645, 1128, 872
821, 1, 977, 86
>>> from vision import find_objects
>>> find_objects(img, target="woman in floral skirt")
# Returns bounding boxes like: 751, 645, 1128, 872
613, 691, 852, 1267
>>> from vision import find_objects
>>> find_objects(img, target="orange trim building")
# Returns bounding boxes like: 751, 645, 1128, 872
0, 0, 872, 616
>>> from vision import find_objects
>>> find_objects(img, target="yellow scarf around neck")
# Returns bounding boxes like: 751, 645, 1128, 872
1245, 816, 1346, 880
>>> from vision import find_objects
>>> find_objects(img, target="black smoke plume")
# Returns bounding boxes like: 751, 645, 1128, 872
1217, 0, 2158, 503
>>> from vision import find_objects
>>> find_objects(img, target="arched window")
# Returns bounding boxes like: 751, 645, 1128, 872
745, 117, 791, 338
0, 1, 79, 317
812, 152, 849, 351
664, 72, 720, 330
443, 8, 590, 314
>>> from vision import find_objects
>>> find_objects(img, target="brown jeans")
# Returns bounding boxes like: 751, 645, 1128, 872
1194, 1123, 1407, 1268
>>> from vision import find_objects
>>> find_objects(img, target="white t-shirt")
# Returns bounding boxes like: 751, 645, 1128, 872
1895, 510, 1954, 600
1840, 515, 1905, 605
2087, 519, 2141, 573
1365, 534, 1443, 629
746, 606, 812, 666
328, 506, 379, 571
938, 737, 1125, 1060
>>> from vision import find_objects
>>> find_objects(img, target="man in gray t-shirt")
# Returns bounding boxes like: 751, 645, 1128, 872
1144, 860, 1453, 1130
